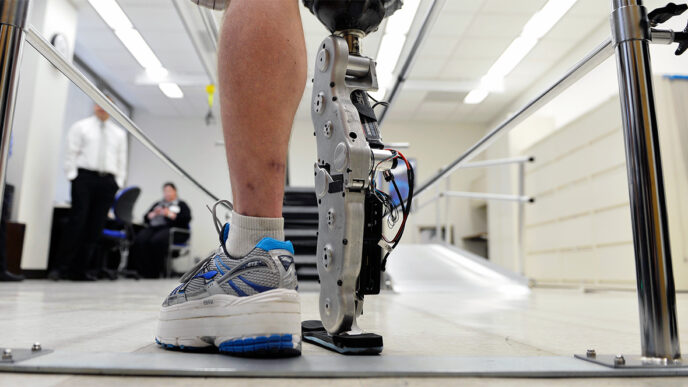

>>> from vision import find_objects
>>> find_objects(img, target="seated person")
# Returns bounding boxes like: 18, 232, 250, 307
130, 182, 191, 278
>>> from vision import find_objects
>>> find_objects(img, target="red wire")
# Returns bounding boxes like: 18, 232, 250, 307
383, 149, 412, 243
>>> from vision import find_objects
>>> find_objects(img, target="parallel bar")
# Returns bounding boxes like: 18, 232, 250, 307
413, 192, 441, 212
461, 156, 534, 169
379, 0, 446, 125
0, 0, 29, 212
24, 26, 223, 204
611, 0, 680, 359
413, 38, 615, 198
444, 191, 534, 204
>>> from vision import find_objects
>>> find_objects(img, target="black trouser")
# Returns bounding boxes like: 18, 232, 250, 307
54, 169, 118, 277
0, 184, 13, 272
130, 226, 180, 278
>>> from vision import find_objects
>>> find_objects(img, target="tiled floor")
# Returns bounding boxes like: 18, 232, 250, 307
2, 244, 688, 385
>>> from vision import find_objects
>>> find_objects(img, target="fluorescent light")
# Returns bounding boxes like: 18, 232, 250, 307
159, 83, 184, 99
372, 1, 422, 102
385, 0, 421, 35
88, 1, 182, 99
486, 36, 538, 78
115, 29, 162, 69
87, 0, 132, 30
376, 34, 406, 76
463, 0, 578, 104
146, 67, 169, 81
464, 89, 489, 105
522, 0, 578, 39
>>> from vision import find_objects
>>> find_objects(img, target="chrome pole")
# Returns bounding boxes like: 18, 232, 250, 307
611, 0, 679, 359
0, 0, 29, 211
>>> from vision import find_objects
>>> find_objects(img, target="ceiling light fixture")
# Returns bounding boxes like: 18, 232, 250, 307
87, 0, 132, 30
114, 29, 162, 69
88, 0, 179, 99
370, 0, 421, 101
159, 82, 184, 99
463, 0, 578, 105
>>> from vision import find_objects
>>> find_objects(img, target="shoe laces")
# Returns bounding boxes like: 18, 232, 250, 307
206, 199, 233, 236
179, 199, 233, 284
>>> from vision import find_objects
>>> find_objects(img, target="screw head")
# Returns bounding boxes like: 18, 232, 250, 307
31, 342, 41, 352
614, 354, 625, 365
2, 348, 12, 360
586, 349, 596, 358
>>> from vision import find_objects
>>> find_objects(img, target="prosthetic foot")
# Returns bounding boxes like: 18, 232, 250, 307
302, 0, 412, 355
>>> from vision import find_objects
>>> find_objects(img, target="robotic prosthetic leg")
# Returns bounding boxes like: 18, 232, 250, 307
301, 0, 410, 355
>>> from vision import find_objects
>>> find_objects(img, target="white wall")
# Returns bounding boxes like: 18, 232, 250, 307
126, 115, 231, 267
7, 0, 78, 270
488, 79, 688, 289
521, 98, 636, 285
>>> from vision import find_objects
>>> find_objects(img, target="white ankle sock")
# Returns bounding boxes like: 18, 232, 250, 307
226, 211, 284, 257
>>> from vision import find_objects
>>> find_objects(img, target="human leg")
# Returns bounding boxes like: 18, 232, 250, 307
219, 0, 307, 257
148, 227, 170, 278
51, 173, 91, 279
73, 175, 117, 279
129, 226, 156, 277
157, 0, 306, 357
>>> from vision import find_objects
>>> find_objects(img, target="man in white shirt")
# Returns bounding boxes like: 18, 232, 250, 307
49, 102, 127, 281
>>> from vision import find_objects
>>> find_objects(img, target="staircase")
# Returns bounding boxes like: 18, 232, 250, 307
283, 187, 319, 281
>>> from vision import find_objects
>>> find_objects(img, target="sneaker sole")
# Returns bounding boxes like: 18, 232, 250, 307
155, 288, 301, 357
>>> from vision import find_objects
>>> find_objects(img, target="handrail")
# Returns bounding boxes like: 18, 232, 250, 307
443, 191, 534, 203
24, 26, 225, 205
461, 156, 534, 169
413, 38, 615, 198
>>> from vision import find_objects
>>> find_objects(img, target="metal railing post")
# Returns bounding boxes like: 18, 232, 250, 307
0, 0, 29, 211
611, 0, 680, 359
444, 176, 450, 245
517, 163, 525, 275
435, 183, 441, 242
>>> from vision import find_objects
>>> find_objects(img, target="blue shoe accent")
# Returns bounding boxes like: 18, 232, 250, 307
193, 270, 218, 280
218, 334, 298, 356
238, 275, 275, 293
227, 279, 248, 297
215, 255, 232, 273
255, 238, 294, 254
221, 223, 230, 245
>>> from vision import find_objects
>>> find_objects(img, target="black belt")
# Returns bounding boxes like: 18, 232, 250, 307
78, 168, 114, 178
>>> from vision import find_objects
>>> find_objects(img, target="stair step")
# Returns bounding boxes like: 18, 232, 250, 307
284, 187, 317, 207
296, 266, 319, 281
285, 229, 318, 239
294, 254, 317, 265
282, 206, 318, 219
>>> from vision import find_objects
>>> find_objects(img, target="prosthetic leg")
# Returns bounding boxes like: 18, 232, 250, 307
301, 0, 412, 355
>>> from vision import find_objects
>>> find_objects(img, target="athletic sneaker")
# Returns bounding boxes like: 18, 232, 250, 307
156, 200, 301, 357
